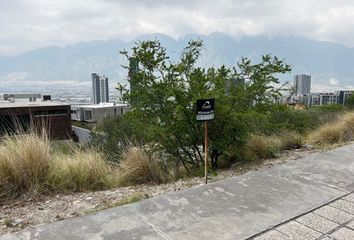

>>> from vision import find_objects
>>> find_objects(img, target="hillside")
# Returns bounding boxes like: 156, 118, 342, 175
1, 33, 354, 88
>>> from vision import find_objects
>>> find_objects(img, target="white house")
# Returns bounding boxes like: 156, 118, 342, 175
71, 102, 130, 122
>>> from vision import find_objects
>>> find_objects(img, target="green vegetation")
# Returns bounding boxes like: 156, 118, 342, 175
0, 133, 50, 199
95, 39, 293, 173
71, 121, 95, 130
115, 146, 170, 186
94, 39, 348, 176
241, 131, 302, 161
307, 112, 354, 147
0, 132, 171, 200
47, 150, 114, 192
345, 94, 354, 109
0, 133, 113, 200
1, 39, 352, 201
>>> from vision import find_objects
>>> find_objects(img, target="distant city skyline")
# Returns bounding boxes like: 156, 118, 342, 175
1, 0, 354, 56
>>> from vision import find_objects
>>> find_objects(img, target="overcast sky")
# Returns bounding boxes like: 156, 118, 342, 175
1, 0, 354, 56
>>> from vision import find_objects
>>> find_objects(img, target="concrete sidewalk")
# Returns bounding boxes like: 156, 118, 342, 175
253, 192, 354, 239
2, 144, 354, 240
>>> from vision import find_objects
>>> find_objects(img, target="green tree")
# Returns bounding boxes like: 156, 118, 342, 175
345, 94, 354, 109
97, 39, 291, 174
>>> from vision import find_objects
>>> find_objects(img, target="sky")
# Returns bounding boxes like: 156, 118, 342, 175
1, 0, 354, 56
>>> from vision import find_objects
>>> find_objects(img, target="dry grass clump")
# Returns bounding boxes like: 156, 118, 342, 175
47, 150, 114, 192
307, 112, 354, 147
242, 134, 282, 161
0, 134, 50, 199
0, 132, 117, 200
341, 112, 354, 141
278, 131, 302, 150
307, 124, 344, 146
0, 131, 172, 200
115, 147, 169, 186
242, 131, 303, 161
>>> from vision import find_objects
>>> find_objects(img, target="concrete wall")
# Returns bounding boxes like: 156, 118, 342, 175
72, 126, 91, 144
91, 106, 129, 122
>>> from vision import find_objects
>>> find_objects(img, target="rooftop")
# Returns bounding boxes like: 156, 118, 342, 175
72, 102, 129, 109
0, 99, 70, 109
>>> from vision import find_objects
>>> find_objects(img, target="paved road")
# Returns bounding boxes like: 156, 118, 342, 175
2, 144, 354, 240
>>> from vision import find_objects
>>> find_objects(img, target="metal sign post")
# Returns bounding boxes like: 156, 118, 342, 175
204, 121, 208, 184
196, 99, 215, 184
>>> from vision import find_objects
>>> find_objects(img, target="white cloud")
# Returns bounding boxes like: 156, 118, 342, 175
1, 72, 31, 82
329, 78, 340, 86
1, 0, 354, 56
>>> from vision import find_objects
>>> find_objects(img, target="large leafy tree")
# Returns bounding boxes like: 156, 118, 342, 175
99, 39, 291, 173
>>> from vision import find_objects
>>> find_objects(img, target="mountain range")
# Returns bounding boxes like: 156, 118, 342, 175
1, 32, 354, 91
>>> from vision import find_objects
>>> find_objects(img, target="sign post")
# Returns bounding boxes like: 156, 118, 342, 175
204, 121, 208, 184
196, 99, 215, 184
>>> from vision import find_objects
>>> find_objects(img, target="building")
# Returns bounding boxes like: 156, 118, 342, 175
338, 90, 354, 105
92, 73, 109, 104
298, 90, 354, 106
304, 93, 338, 106
294, 74, 311, 95
0, 94, 71, 139
1, 93, 42, 101
71, 102, 130, 123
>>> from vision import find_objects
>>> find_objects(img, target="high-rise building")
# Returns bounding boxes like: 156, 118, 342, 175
294, 74, 311, 95
92, 73, 109, 104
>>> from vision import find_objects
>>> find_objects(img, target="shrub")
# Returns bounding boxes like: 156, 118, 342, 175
0, 133, 50, 199
115, 146, 169, 186
311, 104, 345, 125
341, 112, 354, 141
307, 111, 354, 147
314, 104, 346, 112
278, 131, 302, 150
269, 109, 317, 134
307, 123, 344, 146
242, 134, 282, 161
239, 130, 303, 162
91, 116, 138, 163
240, 111, 270, 133
0, 132, 121, 200
47, 149, 114, 192
345, 94, 354, 109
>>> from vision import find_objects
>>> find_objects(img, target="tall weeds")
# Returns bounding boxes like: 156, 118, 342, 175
47, 150, 114, 192
0, 132, 114, 200
242, 134, 281, 161
307, 112, 354, 146
0, 132, 169, 200
0, 133, 50, 199
115, 146, 169, 186
241, 131, 302, 161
